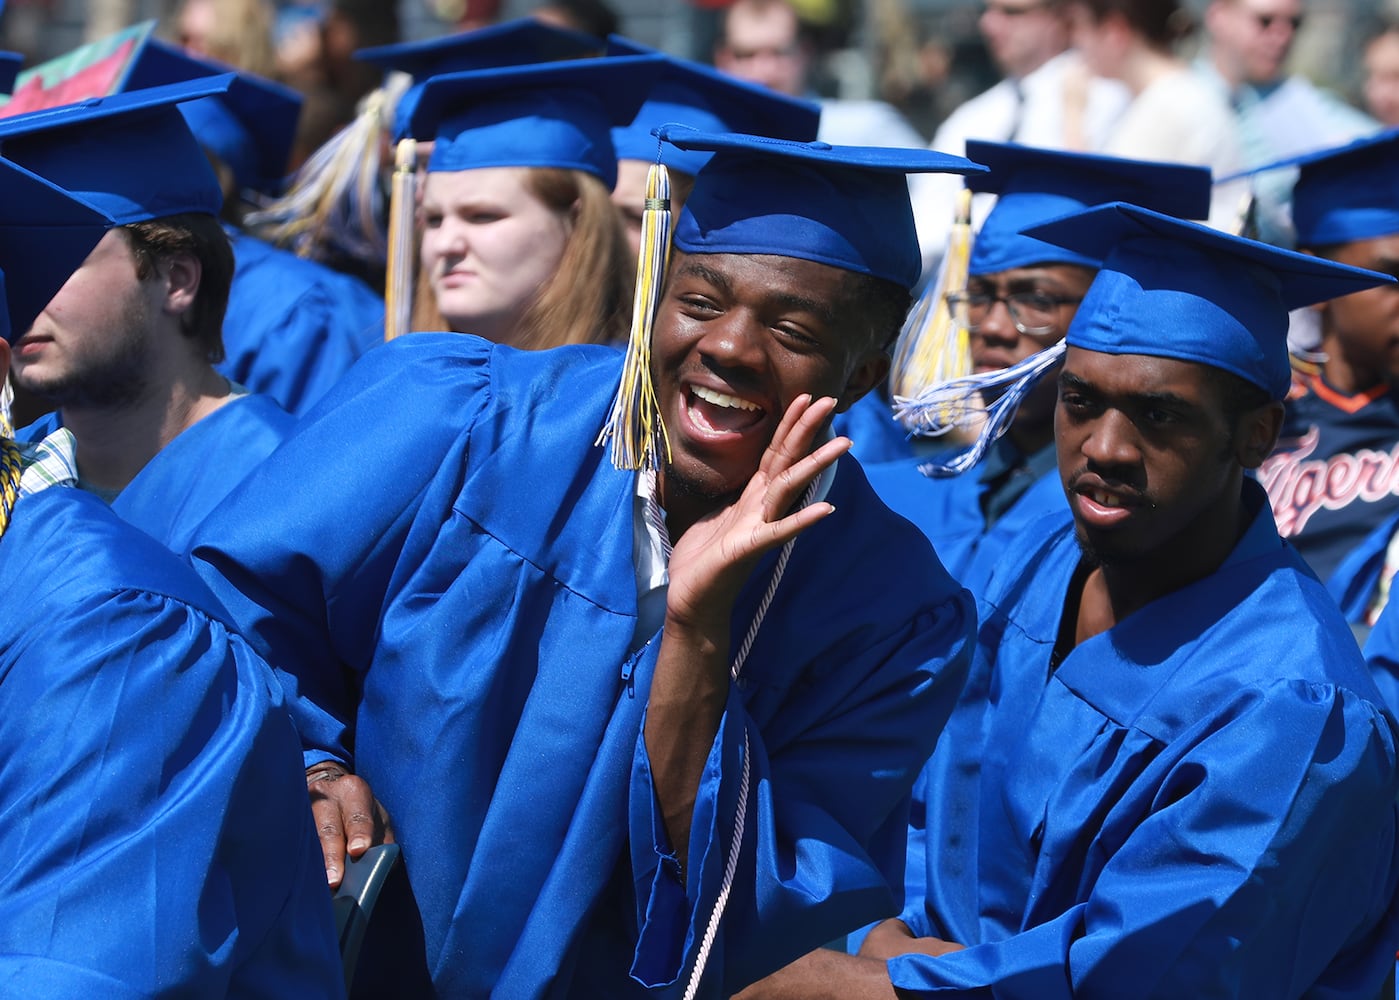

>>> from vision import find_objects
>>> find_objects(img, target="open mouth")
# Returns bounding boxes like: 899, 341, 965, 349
686, 384, 767, 435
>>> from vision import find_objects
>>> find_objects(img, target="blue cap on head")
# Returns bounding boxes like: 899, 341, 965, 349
605, 36, 819, 176
120, 38, 301, 196
0, 52, 22, 95
966, 141, 1213, 276
356, 17, 604, 141
0, 76, 231, 225
1236, 127, 1399, 248
0, 156, 115, 342
661, 127, 986, 292
1025, 202, 1394, 399
407, 56, 664, 189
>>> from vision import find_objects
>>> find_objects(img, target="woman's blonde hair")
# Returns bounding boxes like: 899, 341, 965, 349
412, 167, 634, 349
173, 0, 279, 79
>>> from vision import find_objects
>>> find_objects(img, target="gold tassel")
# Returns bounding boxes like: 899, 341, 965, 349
890, 186, 975, 429
0, 437, 21, 540
384, 138, 418, 341
597, 162, 673, 471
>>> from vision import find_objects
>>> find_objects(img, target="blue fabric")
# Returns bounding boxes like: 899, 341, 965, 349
892, 482, 1399, 997
832, 391, 915, 465
866, 444, 1069, 597
1362, 599, 1399, 728
114, 394, 293, 552
1328, 509, 1399, 624
1260, 371, 1399, 584
0, 487, 341, 997
189, 332, 976, 998
221, 230, 385, 415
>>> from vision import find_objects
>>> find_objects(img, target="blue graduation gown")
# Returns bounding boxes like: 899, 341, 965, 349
892, 482, 1399, 997
1363, 598, 1399, 725
864, 442, 1069, 596
220, 230, 385, 416
113, 394, 294, 553
832, 389, 915, 464
190, 332, 976, 999
0, 487, 340, 998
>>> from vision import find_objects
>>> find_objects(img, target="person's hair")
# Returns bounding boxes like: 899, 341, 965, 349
412, 167, 634, 348
172, 0, 278, 78
720, 0, 814, 48
842, 271, 915, 354
1076, 0, 1194, 50
532, 0, 619, 39
122, 213, 235, 364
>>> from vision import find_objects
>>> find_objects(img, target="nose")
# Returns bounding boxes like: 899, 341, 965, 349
973, 298, 1018, 343
696, 308, 767, 371
1079, 407, 1140, 471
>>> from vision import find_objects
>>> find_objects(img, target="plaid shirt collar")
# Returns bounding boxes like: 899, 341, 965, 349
17, 427, 79, 498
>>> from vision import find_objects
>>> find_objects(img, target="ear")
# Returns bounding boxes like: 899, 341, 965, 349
161, 251, 202, 319
1236, 399, 1285, 469
835, 351, 891, 413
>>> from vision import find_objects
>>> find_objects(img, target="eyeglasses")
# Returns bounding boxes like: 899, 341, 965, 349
945, 289, 1081, 335
1250, 10, 1304, 30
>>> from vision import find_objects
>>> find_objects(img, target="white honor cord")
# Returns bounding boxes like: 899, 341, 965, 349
681, 481, 816, 1000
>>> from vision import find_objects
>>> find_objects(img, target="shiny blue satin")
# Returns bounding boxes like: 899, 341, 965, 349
0, 488, 340, 997
191, 332, 976, 998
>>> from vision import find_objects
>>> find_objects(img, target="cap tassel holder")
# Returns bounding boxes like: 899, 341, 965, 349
0, 433, 20, 542
895, 339, 1066, 477
889, 187, 974, 426
384, 137, 417, 341
597, 160, 673, 471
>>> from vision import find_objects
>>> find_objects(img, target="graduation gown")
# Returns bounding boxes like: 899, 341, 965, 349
892, 483, 1399, 998
190, 333, 976, 999
0, 487, 340, 998
832, 388, 915, 464
220, 230, 385, 416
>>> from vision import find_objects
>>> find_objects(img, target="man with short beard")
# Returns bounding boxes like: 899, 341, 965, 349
187, 120, 984, 997
739, 203, 1399, 999
3, 78, 293, 552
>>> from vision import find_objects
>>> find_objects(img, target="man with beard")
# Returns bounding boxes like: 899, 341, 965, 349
187, 123, 983, 998
3, 78, 294, 552
865, 142, 1211, 596
738, 203, 1399, 998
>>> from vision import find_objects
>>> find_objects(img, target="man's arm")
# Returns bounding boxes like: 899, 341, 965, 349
644, 394, 847, 871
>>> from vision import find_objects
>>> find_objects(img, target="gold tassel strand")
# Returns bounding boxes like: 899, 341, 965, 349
384, 138, 418, 341
597, 162, 673, 471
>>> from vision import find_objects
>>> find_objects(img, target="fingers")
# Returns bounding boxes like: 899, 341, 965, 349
309, 792, 348, 889
307, 765, 389, 888
758, 394, 840, 479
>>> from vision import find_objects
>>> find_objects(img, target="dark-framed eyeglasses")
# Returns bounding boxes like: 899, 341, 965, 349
1251, 11, 1304, 30
945, 289, 1081, 336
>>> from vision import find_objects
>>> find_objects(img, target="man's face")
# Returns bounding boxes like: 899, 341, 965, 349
714, 3, 809, 97
980, 0, 1072, 79
1365, 32, 1399, 128
652, 251, 887, 508
12, 229, 157, 408
1319, 233, 1399, 387
1055, 347, 1241, 566
1207, 0, 1303, 86
965, 263, 1093, 437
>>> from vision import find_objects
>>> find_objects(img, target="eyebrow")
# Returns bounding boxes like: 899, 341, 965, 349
1059, 371, 1200, 411
1371, 256, 1399, 279
676, 259, 841, 326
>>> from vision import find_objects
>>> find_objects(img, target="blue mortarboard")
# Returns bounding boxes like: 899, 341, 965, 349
356, 17, 604, 141
966, 141, 1213, 275
605, 36, 819, 176
661, 127, 986, 292
407, 56, 665, 189
120, 39, 301, 195
1231, 128, 1399, 248
0, 157, 114, 341
0, 53, 23, 95
1025, 202, 1393, 399
0, 76, 231, 224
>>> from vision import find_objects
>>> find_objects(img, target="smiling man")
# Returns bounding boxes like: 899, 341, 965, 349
187, 128, 983, 998
740, 202, 1399, 999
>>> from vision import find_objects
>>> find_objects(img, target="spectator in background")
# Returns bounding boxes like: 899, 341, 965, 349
1196, 0, 1376, 244
1364, 20, 1399, 128
532, 0, 620, 39
713, 0, 926, 150
908, 0, 1129, 279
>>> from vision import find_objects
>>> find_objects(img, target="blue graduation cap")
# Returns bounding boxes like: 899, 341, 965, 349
662, 127, 987, 293
356, 17, 605, 141
1026, 201, 1393, 399
120, 39, 301, 196
0, 76, 232, 224
605, 36, 819, 176
1233, 128, 1399, 248
0, 157, 114, 342
407, 56, 665, 189
966, 141, 1213, 275
0, 52, 23, 96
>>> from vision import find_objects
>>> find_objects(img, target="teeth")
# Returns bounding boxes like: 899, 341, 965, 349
692, 385, 761, 412
1093, 491, 1122, 508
